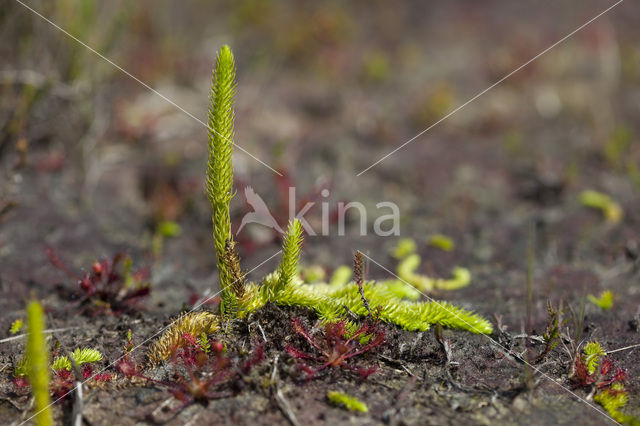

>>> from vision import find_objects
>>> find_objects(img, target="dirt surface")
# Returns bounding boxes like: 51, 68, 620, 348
1, 0, 640, 424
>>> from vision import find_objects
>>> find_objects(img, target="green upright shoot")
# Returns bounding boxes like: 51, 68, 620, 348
273, 219, 303, 297
26, 300, 53, 426
206, 45, 238, 317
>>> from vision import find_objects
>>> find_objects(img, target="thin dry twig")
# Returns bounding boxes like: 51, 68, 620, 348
270, 355, 300, 426
0, 327, 81, 345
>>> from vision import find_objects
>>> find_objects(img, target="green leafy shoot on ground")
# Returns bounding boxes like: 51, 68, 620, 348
428, 234, 455, 251
148, 45, 493, 363
274, 219, 303, 296
534, 302, 566, 363
329, 266, 352, 288
198, 332, 211, 353
588, 290, 614, 311
152, 220, 182, 258
396, 254, 471, 292
51, 347, 103, 371
327, 391, 368, 412
392, 238, 417, 259
25, 300, 53, 426
206, 44, 239, 318
391, 238, 470, 291
594, 383, 635, 424
604, 125, 633, 169
579, 190, 623, 224
9, 319, 23, 335
300, 265, 326, 283
583, 341, 606, 375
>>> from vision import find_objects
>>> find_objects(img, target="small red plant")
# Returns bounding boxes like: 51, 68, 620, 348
286, 318, 385, 379
47, 248, 151, 315
118, 333, 264, 409
573, 356, 626, 390
50, 365, 113, 400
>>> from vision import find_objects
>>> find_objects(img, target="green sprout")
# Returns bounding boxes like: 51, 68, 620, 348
206, 45, 240, 318
275, 220, 303, 293
327, 390, 368, 412
9, 319, 23, 335
396, 254, 471, 292
587, 290, 614, 311
152, 220, 182, 258
580, 190, 623, 224
329, 266, 352, 288
428, 234, 455, 251
51, 347, 103, 371
583, 341, 606, 375
300, 265, 326, 283
198, 332, 211, 353
25, 301, 53, 426
391, 238, 417, 259
594, 383, 633, 424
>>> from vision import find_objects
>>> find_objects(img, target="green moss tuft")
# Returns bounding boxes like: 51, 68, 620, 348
594, 384, 634, 424
588, 290, 614, 310
327, 391, 368, 412
428, 234, 455, 251
583, 341, 605, 375
9, 319, 23, 335
397, 254, 471, 292
580, 190, 623, 224
51, 347, 103, 371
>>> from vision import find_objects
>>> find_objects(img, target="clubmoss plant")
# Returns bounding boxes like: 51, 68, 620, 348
396, 252, 471, 291
580, 190, 623, 224
588, 290, 614, 311
572, 341, 635, 423
329, 266, 352, 287
327, 391, 368, 412
25, 300, 53, 426
392, 238, 470, 291
274, 219, 303, 296
300, 265, 326, 283
9, 319, 23, 335
428, 234, 455, 251
148, 45, 493, 364
583, 341, 606, 375
206, 45, 240, 317
148, 311, 220, 365
593, 383, 633, 424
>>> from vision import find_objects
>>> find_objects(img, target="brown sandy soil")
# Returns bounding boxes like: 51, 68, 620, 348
1, 1, 640, 424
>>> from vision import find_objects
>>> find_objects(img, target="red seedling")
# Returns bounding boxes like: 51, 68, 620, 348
285, 318, 385, 379
120, 332, 264, 414
50, 365, 113, 400
574, 355, 627, 390
47, 248, 151, 315
162, 334, 235, 405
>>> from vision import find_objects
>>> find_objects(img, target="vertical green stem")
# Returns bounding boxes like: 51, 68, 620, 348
206, 45, 238, 317
26, 300, 52, 426
274, 219, 303, 296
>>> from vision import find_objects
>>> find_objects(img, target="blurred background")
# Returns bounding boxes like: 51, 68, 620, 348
1, 0, 639, 330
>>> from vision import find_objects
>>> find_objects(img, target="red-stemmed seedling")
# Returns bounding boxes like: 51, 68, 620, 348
47, 248, 151, 315
573, 355, 626, 390
286, 318, 385, 379
117, 332, 264, 410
